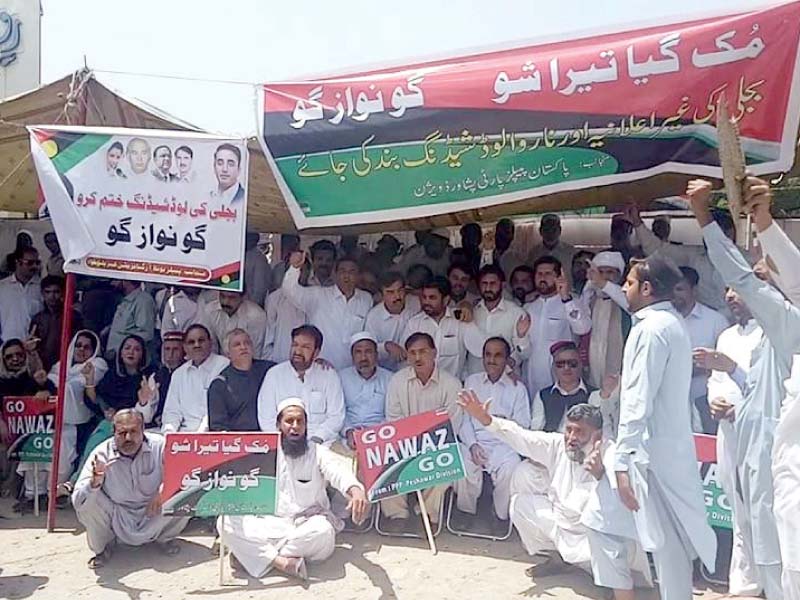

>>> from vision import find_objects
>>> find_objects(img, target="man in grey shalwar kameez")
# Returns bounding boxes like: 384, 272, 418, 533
587, 254, 716, 600
687, 177, 800, 598
72, 410, 189, 568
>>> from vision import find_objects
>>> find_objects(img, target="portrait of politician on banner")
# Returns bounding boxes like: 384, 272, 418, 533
28, 126, 249, 291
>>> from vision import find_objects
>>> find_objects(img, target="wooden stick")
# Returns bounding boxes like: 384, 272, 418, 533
218, 518, 226, 586
48, 272, 76, 531
33, 463, 39, 517
416, 490, 437, 555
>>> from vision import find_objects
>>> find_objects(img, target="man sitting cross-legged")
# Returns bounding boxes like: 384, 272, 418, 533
218, 398, 368, 581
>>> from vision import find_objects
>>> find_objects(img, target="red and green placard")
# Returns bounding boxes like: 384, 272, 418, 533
354, 409, 465, 503
1, 396, 56, 463
161, 433, 279, 517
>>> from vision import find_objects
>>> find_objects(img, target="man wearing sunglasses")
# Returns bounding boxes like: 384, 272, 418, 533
0, 247, 43, 344
531, 341, 595, 432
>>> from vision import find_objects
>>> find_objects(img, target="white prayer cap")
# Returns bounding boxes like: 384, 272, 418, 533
350, 331, 378, 349
592, 251, 625, 274
277, 397, 306, 416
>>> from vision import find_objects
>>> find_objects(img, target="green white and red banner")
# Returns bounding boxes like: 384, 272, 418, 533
29, 126, 249, 291
260, 2, 800, 228
1, 396, 55, 463
354, 409, 464, 503
161, 433, 279, 517
694, 433, 732, 531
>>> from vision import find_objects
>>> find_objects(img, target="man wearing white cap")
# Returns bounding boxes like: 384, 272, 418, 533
257, 325, 345, 447
581, 251, 630, 389
219, 398, 368, 580
338, 332, 392, 452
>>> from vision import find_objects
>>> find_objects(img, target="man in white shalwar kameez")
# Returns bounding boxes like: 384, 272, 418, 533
697, 287, 763, 595
456, 337, 530, 521
457, 390, 646, 584
72, 410, 189, 568
737, 177, 800, 599
688, 178, 800, 598
593, 253, 716, 600
219, 398, 367, 580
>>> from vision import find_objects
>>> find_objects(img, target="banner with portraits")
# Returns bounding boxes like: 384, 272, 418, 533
29, 126, 249, 291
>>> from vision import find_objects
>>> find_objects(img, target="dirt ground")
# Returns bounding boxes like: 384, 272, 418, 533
0, 498, 728, 600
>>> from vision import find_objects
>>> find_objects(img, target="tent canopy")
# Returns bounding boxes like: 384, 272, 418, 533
2, 71, 797, 234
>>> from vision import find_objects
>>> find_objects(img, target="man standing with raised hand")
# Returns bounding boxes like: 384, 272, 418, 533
687, 176, 800, 598
593, 253, 715, 600
741, 175, 800, 599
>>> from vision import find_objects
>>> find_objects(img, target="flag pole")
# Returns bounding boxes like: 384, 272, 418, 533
47, 272, 76, 531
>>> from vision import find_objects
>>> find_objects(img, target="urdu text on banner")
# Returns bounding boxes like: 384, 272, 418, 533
260, 1, 800, 229
29, 126, 249, 291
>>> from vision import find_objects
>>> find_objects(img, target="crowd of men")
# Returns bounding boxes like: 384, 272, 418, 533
0, 176, 798, 599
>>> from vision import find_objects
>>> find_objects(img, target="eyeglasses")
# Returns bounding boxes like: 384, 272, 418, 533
554, 360, 580, 369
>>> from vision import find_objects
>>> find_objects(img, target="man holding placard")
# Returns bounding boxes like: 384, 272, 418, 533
381, 332, 463, 527
220, 398, 367, 580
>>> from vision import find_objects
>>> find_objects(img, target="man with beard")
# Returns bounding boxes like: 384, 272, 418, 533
447, 263, 477, 306
160, 325, 229, 433
520, 256, 591, 399
283, 251, 372, 370
382, 333, 463, 527
466, 264, 530, 376
456, 337, 530, 525
338, 332, 391, 452
72, 409, 189, 569
196, 289, 267, 359
509, 266, 536, 307
571, 251, 595, 296
365, 272, 418, 371
257, 325, 344, 447
402, 276, 482, 379
208, 329, 275, 432
219, 398, 367, 580
586, 253, 716, 600
457, 392, 646, 583
581, 252, 630, 389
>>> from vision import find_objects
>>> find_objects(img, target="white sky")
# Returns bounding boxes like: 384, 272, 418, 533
40, 0, 772, 137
